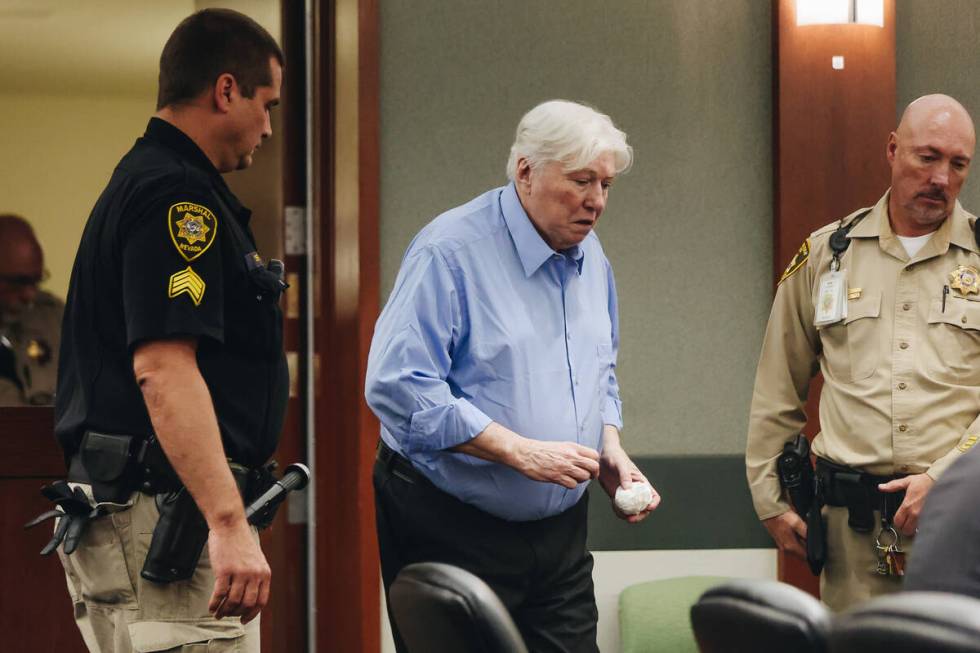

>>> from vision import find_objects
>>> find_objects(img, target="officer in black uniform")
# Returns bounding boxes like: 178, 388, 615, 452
50, 9, 286, 652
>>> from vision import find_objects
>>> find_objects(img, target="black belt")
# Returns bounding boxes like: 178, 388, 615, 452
376, 441, 425, 484
67, 431, 182, 502
816, 457, 906, 531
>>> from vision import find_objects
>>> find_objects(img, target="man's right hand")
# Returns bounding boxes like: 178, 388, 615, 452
207, 518, 271, 624
762, 510, 808, 560
452, 422, 600, 488
510, 439, 600, 488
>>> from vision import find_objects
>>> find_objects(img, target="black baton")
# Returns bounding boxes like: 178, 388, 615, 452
245, 463, 311, 525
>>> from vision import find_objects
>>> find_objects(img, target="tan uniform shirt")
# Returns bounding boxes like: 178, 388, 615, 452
747, 191, 980, 520
0, 290, 63, 406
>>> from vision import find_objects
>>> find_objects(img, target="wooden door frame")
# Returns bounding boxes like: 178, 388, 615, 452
308, 0, 381, 650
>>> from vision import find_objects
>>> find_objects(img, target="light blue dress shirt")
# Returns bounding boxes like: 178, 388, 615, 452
366, 182, 623, 521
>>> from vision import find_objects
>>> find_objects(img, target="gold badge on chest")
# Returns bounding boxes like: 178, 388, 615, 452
26, 338, 52, 365
949, 265, 980, 295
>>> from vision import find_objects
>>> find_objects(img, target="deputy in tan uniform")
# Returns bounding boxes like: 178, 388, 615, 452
0, 214, 63, 406
747, 94, 980, 610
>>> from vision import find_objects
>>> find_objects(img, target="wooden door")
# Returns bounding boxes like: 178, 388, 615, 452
0, 408, 86, 652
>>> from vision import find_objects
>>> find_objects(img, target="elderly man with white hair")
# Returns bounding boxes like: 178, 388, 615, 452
366, 99, 660, 652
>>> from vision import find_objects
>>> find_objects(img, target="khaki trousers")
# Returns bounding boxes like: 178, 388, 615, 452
820, 505, 915, 611
57, 488, 260, 652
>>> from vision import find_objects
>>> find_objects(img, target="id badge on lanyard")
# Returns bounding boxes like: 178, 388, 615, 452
814, 259, 848, 327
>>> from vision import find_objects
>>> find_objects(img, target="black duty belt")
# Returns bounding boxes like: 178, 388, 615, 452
816, 457, 906, 532
66, 431, 183, 503
376, 440, 426, 485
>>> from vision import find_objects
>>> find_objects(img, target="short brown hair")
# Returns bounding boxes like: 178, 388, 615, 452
157, 8, 284, 110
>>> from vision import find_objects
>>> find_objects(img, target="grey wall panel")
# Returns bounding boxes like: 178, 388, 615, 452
380, 0, 774, 456
896, 0, 980, 211
587, 455, 772, 550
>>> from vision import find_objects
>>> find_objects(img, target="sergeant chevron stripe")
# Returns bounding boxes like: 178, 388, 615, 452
168, 266, 206, 306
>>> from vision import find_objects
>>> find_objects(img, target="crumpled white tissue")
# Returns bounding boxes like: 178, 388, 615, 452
614, 482, 654, 515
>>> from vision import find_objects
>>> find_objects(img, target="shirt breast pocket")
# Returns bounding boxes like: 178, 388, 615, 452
818, 290, 881, 383
927, 296, 980, 385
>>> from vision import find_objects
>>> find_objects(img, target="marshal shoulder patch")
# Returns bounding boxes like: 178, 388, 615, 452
779, 239, 810, 284
168, 266, 206, 306
168, 202, 218, 262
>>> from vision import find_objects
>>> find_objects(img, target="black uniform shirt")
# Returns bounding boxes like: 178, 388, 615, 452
55, 118, 288, 468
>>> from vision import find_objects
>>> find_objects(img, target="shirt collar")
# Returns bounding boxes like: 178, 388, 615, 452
500, 182, 585, 277
851, 189, 978, 258
144, 117, 218, 175
143, 117, 249, 221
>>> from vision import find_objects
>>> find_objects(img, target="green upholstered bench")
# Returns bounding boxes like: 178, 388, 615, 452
619, 576, 730, 653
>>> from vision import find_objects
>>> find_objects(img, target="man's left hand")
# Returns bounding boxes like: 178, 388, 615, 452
598, 439, 661, 523
878, 473, 934, 536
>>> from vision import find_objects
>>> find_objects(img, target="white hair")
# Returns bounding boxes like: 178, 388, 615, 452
506, 100, 633, 181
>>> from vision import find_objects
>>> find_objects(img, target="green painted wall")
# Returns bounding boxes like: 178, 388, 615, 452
379, 0, 774, 457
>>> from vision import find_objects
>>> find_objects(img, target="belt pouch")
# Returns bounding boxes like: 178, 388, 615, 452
835, 472, 875, 532
79, 431, 142, 503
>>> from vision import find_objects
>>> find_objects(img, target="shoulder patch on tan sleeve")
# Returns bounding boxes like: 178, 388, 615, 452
779, 239, 810, 284
958, 435, 979, 453
168, 202, 218, 262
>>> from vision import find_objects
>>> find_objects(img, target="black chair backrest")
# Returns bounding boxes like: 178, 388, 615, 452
390, 562, 529, 653
690, 578, 830, 653
830, 591, 980, 653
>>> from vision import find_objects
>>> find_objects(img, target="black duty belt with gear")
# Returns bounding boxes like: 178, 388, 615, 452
28, 429, 284, 578
816, 457, 907, 533
66, 430, 182, 503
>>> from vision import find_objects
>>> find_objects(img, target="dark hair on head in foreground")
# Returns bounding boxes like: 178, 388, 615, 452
157, 8, 283, 110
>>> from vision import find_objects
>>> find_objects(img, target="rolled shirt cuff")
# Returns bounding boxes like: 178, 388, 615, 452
601, 397, 624, 431
403, 398, 494, 454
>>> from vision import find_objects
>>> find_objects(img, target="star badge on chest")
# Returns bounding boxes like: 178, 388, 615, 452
25, 339, 52, 365
949, 265, 980, 295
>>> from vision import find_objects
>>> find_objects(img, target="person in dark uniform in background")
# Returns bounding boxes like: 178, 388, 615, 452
0, 214, 63, 406
51, 9, 286, 652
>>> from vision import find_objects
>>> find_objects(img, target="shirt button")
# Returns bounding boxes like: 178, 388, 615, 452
902, 303, 911, 311
899, 342, 909, 350
963, 316, 968, 324
898, 424, 908, 432
898, 382, 907, 390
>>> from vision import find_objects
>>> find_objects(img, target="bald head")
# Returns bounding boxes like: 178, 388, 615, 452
0, 214, 45, 317
887, 94, 976, 236
896, 94, 976, 146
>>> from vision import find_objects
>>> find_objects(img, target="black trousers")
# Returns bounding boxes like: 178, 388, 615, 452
374, 448, 599, 653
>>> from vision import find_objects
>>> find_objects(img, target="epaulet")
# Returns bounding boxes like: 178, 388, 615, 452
779, 207, 870, 285
810, 207, 871, 239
